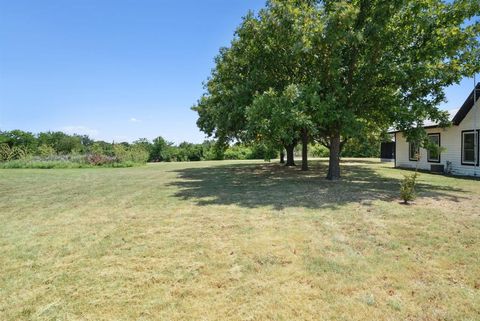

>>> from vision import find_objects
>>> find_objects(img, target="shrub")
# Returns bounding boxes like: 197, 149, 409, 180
0, 144, 30, 161
90, 143, 106, 156
202, 141, 224, 160
112, 144, 128, 162
249, 143, 277, 160
0, 144, 13, 161
400, 172, 418, 204
224, 145, 252, 160
341, 136, 380, 157
86, 154, 117, 166
113, 144, 149, 163
168, 142, 202, 162
310, 144, 329, 157
129, 145, 149, 163
38, 144, 56, 157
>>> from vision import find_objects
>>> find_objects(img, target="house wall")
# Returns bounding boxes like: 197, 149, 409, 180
395, 99, 480, 176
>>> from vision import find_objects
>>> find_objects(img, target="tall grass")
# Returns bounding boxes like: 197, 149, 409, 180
0, 142, 148, 169
0, 157, 140, 169
0, 160, 139, 169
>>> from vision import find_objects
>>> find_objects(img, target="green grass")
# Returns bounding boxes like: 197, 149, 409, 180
1, 159, 479, 320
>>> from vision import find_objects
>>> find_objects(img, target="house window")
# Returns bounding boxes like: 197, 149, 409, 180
409, 142, 419, 161
427, 133, 440, 163
462, 130, 478, 165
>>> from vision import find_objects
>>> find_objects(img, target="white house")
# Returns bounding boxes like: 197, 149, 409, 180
392, 84, 480, 177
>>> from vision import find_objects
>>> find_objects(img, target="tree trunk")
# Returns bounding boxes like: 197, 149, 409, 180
327, 132, 341, 180
280, 149, 285, 164
285, 144, 296, 166
301, 128, 309, 171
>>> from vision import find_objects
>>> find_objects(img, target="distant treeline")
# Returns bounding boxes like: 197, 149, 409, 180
0, 130, 279, 167
0, 129, 380, 168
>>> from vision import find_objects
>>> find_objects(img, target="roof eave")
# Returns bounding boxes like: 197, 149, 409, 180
451, 83, 480, 125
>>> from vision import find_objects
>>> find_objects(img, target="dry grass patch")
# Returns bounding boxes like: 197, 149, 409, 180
0, 159, 479, 320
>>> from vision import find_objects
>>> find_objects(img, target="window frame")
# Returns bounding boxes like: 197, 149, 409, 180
409, 141, 420, 161
461, 130, 480, 166
427, 133, 441, 163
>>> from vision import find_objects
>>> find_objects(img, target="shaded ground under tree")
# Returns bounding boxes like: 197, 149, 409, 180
169, 160, 465, 210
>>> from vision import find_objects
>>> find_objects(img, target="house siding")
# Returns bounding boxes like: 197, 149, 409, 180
395, 99, 480, 177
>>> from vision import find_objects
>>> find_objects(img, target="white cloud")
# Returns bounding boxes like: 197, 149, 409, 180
60, 126, 99, 138
130, 117, 141, 123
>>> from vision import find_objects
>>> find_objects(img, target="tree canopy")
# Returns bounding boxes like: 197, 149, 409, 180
193, 0, 480, 179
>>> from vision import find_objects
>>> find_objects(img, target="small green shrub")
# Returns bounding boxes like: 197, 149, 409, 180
400, 172, 418, 204
224, 145, 252, 160
310, 144, 329, 157
38, 144, 56, 157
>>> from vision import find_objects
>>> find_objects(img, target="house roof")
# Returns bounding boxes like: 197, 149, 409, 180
423, 109, 457, 127
451, 82, 480, 125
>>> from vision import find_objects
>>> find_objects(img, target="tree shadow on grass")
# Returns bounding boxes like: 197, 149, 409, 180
168, 160, 466, 210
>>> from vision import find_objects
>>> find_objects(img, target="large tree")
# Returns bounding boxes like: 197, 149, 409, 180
305, 0, 479, 179
194, 0, 480, 179
193, 0, 317, 167
247, 85, 314, 168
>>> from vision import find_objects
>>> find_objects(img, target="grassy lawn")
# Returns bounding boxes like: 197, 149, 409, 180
1, 159, 479, 321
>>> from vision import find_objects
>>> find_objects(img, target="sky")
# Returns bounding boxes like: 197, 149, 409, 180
0, 0, 478, 144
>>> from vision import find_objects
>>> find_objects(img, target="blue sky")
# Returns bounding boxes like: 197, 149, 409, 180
0, 0, 477, 143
